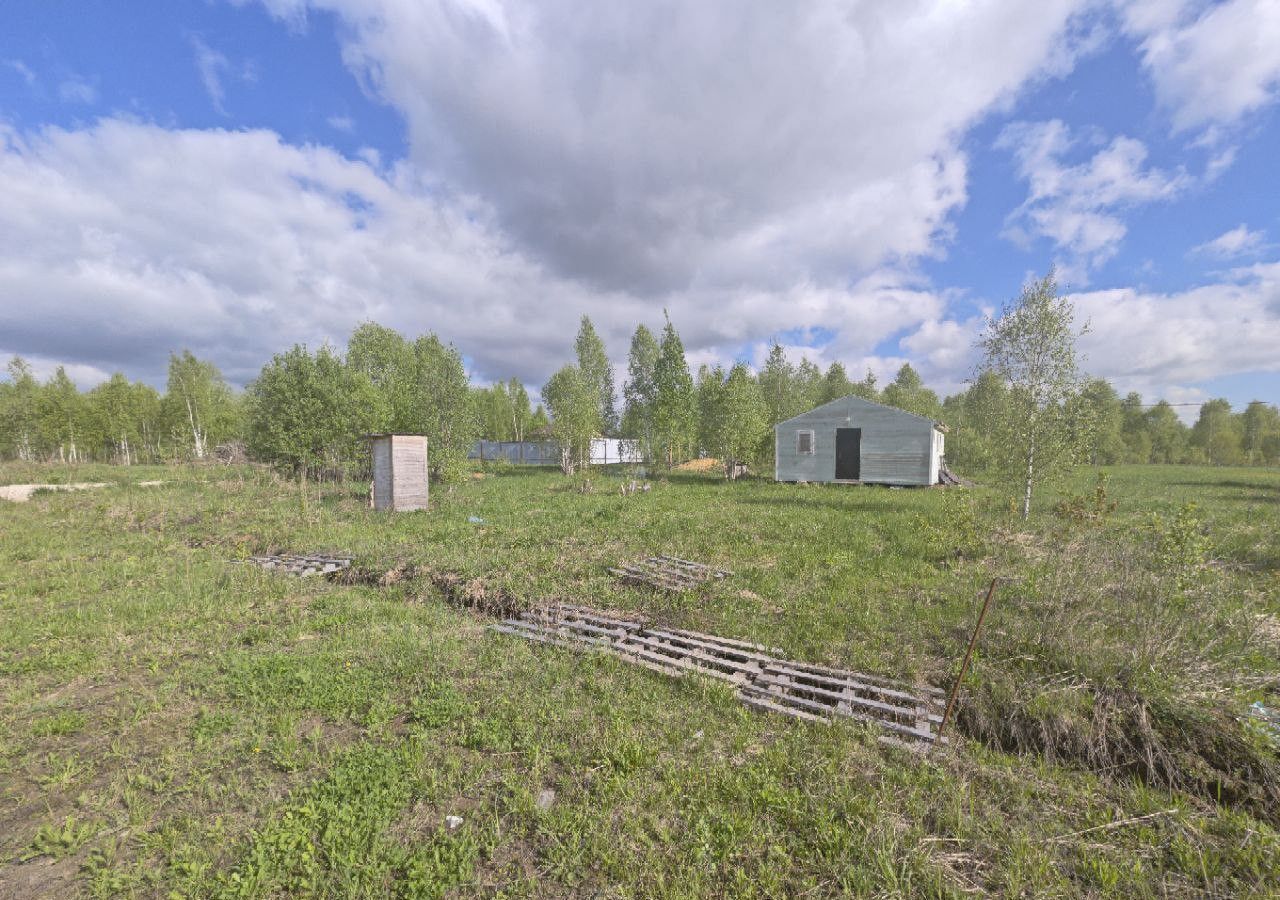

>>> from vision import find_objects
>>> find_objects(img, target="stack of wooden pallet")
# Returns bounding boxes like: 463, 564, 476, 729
491, 604, 946, 747
608, 555, 733, 592
244, 553, 352, 577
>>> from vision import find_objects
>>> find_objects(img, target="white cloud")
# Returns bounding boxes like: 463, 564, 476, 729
58, 78, 97, 104
1191, 224, 1266, 260
1073, 261, 1280, 397
327, 114, 355, 132
899, 314, 988, 394
249, 0, 1094, 295
997, 120, 1190, 274
0, 351, 113, 390
5, 59, 37, 87
190, 37, 254, 116
7, 2, 1275, 412
191, 37, 230, 114
5, 117, 1277, 412
1121, 0, 1280, 134
0, 119, 959, 391
5, 0, 1116, 392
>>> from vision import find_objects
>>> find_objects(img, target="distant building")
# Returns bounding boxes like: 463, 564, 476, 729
470, 438, 642, 466
774, 396, 946, 486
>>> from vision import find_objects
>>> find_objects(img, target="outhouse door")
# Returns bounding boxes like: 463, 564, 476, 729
835, 427, 861, 480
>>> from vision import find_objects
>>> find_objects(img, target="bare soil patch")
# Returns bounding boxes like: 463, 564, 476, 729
0, 483, 109, 503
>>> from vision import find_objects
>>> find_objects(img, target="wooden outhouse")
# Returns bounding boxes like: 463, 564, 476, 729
368, 434, 429, 511
773, 396, 946, 486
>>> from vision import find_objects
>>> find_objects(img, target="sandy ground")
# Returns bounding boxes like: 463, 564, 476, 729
0, 481, 164, 503
672, 457, 722, 472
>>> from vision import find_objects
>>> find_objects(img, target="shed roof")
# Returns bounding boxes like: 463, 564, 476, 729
773, 394, 944, 430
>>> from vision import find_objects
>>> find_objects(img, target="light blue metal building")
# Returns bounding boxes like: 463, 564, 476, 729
774, 395, 946, 486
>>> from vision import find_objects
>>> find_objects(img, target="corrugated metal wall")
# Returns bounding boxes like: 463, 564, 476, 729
469, 438, 643, 465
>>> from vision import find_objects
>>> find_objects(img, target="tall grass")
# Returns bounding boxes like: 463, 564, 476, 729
0, 462, 1276, 896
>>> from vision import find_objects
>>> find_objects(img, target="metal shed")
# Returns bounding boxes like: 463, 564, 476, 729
773, 396, 946, 486
368, 433, 429, 511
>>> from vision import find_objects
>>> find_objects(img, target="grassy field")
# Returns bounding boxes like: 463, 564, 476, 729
1, 461, 1277, 897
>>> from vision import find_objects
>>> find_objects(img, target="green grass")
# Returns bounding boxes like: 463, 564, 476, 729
1, 462, 1277, 897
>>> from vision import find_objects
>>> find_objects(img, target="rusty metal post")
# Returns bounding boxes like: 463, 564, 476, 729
933, 577, 999, 750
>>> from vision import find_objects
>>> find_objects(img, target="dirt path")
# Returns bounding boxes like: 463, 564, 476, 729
0, 481, 163, 503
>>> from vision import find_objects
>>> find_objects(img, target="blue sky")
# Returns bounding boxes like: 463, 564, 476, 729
1, 1, 1278, 418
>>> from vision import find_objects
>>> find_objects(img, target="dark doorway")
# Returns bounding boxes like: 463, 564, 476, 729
835, 428, 861, 480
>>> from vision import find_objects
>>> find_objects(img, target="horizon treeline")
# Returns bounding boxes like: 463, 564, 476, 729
2, 316, 1279, 476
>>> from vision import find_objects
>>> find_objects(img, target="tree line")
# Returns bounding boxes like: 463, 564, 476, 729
3, 297, 1278, 481
0, 352, 241, 465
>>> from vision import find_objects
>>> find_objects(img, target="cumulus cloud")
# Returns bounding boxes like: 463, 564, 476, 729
0, 119, 960, 391
1121, 0, 1280, 135
4, 0, 1112, 392
997, 119, 1189, 273
7, 2, 1276, 412
251, 0, 1092, 294
1073, 261, 1280, 396
873, 262, 1280, 407
1191, 224, 1267, 260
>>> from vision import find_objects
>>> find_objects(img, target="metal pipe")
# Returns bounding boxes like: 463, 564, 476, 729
933, 577, 999, 749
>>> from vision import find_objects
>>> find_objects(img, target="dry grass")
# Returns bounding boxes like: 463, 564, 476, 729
958, 522, 1280, 824
672, 457, 721, 472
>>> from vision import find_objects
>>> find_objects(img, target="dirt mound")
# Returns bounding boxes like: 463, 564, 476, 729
960, 681, 1280, 825
332, 562, 528, 617
673, 457, 721, 472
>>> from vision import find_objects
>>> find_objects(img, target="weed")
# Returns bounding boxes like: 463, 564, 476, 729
1148, 501, 1214, 589
22, 815, 99, 861
31, 709, 88, 737
917, 488, 986, 560
1054, 471, 1118, 524
38, 751, 93, 789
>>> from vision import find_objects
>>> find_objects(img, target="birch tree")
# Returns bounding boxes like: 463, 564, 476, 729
87, 373, 146, 464
543, 365, 599, 474
247, 344, 379, 478
976, 271, 1089, 519
407, 334, 476, 482
819, 362, 855, 403
163, 351, 236, 459
1, 357, 39, 461
621, 324, 660, 461
707, 363, 769, 478
575, 316, 617, 435
651, 313, 696, 467
37, 367, 85, 463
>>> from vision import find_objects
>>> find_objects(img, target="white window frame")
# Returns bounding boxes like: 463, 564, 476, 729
795, 429, 815, 455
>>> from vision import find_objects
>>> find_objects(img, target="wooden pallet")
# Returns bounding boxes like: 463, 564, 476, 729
608, 555, 733, 592
243, 554, 352, 577
491, 605, 946, 746
937, 464, 970, 487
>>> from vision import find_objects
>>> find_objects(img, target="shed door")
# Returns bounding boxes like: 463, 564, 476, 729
835, 428, 861, 480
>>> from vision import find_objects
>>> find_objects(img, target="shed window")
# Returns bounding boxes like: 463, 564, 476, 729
796, 429, 815, 455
